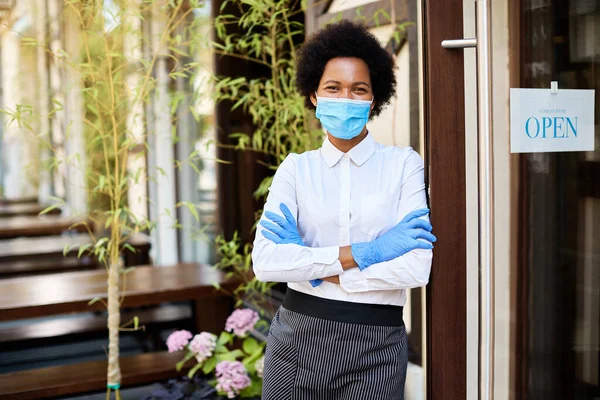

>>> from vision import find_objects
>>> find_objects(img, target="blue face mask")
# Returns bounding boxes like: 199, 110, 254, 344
315, 94, 373, 140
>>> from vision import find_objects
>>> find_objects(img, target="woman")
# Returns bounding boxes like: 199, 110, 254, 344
252, 20, 436, 400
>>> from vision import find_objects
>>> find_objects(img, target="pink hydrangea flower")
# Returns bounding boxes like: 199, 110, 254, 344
166, 330, 192, 353
189, 332, 217, 363
224, 308, 259, 337
216, 360, 251, 398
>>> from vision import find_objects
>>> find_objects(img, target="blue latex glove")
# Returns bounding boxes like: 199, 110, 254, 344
351, 208, 437, 271
260, 203, 323, 287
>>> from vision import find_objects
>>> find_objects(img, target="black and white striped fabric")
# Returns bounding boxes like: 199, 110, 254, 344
262, 306, 408, 400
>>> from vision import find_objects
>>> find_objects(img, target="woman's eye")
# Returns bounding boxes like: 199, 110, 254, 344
325, 86, 338, 91
354, 88, 367, 93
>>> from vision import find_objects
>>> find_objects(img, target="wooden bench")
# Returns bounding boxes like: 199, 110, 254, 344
0, 351, 195, 399
0, 203, 61, 218
0, 263, 234, 332
0, 257, 95, 277
0, 263, 234, 399
0, 304, 192, 351
0, 215, 88, 239
0, 232, 151, 276
0, 196, 38, 206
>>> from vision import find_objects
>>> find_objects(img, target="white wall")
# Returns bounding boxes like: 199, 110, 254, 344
63, 7, 87, 215
328, 0, 380, 13
0, 11, 38, 199
368, 42, 411, 148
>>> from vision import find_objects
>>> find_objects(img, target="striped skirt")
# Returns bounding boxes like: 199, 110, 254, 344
262, 289, 408, 400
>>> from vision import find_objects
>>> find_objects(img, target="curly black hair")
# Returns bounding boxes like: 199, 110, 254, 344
296, 20, 397, 118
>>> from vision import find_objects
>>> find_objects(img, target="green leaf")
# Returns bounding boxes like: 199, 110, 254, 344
120, 266, 135, 274
86, 103, 99, 117
242, 337, 260, 355
187, 362, 203, 378
255, 319, 269, 330
77, 244, 92, 258
169, 46, 190, 57
98, 175, 106, 191
217, 349, 245, 361
202, 356, 217, 374
217, 331, 232, 346
242, 345, 264, 374
95, 237, 109, 248
123, 243, 137, 254
133, 316, 139, 329
239, 379, 262, 397
39, 203, 62, 215
88, 297, 103, 305
178, 201, 199, 221
176, 351, 196, 371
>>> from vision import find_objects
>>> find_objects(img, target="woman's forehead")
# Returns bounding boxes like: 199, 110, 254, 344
320, 57, 371, 84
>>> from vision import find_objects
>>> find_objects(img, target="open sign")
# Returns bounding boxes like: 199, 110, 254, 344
510, 87, 595, 153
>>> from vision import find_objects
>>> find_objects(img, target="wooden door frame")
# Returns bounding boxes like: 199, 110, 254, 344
423, 0, 467, 399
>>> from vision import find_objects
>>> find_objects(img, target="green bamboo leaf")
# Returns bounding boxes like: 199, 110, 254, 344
120, 267, 135, 274
169, 71, 188, 79
178, 201, 199, 222
98, 175, 106, 191
169, 46, 190, 57
78, 243, 92, 258
122, 243, 137, 254
95, 237, 109, 248
88, 297, 103, 305
86, 103, 99, 117
39, 203, 62, 215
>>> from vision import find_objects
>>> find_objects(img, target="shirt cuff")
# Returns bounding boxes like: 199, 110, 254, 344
309, 245, 339, 263
309, 246, 344, 278
339, 268, 370, 293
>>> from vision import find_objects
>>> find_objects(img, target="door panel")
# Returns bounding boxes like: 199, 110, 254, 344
515, 1, 600, 398
423, 0, 467, 398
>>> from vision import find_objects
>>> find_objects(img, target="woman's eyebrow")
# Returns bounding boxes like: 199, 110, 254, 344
322, 80, 341, 85
353, 81, 371, 88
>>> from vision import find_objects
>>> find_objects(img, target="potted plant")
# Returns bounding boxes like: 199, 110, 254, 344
145, 308, 264, 400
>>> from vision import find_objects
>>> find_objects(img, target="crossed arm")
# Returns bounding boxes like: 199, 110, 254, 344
251, 153, 436, 292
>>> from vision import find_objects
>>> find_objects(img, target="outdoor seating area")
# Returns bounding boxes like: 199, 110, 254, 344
0, 196, 235, 399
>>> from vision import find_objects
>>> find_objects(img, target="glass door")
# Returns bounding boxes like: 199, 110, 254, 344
514, 1, 600, 399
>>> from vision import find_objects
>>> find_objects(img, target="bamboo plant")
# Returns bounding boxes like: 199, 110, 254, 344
1, 0, 211, 398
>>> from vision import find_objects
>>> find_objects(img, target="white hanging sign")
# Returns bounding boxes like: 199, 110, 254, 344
510, 83, 595, 153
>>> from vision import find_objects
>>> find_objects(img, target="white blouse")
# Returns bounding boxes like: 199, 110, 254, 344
251, 133, 432, 306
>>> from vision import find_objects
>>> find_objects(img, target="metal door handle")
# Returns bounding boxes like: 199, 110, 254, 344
441, 38, 477, 49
